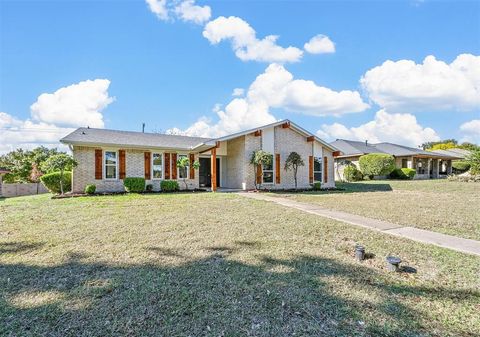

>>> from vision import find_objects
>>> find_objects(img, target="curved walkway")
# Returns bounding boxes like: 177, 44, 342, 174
239, 192, 480, 257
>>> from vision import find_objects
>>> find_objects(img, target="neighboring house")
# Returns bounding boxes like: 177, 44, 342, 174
331, 139, 462, 180
60, 120, 339, 193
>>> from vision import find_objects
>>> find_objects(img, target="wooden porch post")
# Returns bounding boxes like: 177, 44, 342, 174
211, 148, 217, 192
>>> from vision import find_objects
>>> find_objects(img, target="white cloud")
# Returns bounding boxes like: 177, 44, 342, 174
361, 54, 480, 112
30, 79, 114, 128
460, 119, 480, 143
174, 0, 211, 24
304, 34, 335, 54
168, 63, 368, 137
145, 0, 169, 20
203, 16, 303, 63
232, 88, 244, 96
317, 109, 440, 147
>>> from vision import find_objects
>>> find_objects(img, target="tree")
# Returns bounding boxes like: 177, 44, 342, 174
466, 148, 480, 175
176, 156, 200, 190
249, 150, 272, 190
359, 153, 396, 179
284, 152, 304, 189
41, 154, 77, 194
422, 139, 457, 150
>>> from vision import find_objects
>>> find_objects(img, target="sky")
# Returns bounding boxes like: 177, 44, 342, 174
0, 0, 479, 154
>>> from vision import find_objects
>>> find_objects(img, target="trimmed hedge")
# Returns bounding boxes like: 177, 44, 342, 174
161, 180, 179, 192
312, 182, 322, 190
123, 177, 145, 193
343, 164, 363, 182
40, 171, 72, 194
359, 153, 396, 178
389, 168, 416, 180
85, 184, 96, 194
452, 160, 470, 173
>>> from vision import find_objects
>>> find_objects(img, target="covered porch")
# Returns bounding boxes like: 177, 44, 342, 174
412, 156, 453, 179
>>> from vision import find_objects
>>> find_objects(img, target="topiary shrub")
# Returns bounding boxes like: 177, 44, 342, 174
312, 182, 322, 190
123, 177, 145, 193
359, 153, 396, 179
40, 171, 72, 194
343, 164, 363, 182
85, 184, 96, 194
389, 168, 416, 180
161, 180, 179, 192
452, 160, 470, 173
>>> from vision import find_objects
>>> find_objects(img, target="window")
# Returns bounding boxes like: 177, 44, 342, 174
104, 151, 117, 179
402, 159, 408, 168
262, 154, 274, 184
152, 153, 163, 179
416, 158, 427, 174
314, 157, 322, 182
178, 154, 189, 179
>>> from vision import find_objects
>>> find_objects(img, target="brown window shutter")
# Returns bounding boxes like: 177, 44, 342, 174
164, 153, 170, 179
324, 156, 328, 183
144, 152, 151, 180
171, 153, 177, 179
275, 153, 280, 184
119, 150, 126, 179
256, 164, 262, 184
95, 149, 102, 180
309, 156, 313, 184
189, 153, 195, 179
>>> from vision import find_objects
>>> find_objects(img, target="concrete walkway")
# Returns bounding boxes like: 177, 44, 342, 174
239, 193, 480, 257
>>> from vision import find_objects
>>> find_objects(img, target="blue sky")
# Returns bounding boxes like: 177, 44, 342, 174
1, 0, 479, 153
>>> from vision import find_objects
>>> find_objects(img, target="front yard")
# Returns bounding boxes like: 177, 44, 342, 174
272, 180, 480, 241
1, 191, 479, 336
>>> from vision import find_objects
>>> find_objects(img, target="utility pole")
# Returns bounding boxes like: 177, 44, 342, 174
142, 123, 145, 133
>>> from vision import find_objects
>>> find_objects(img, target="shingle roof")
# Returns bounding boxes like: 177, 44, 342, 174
61, 128, 212, 150
331, 139, 459, 159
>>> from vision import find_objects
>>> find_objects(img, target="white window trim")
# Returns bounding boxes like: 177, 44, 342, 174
313, 156, 322, 183
151, 152, 164, 180
177, 153, 190, 180
262, 154, 274, 185
104, 150, 118, 180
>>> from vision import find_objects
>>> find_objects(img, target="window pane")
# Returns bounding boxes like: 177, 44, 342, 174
106, 165, 116, 179
179, 167, 188, 179
153, 153, 162, 166
263, 171, 273, 183
314, 158, 322, 172
314, 172, 322, 182
263, 155, 273, 170
105, 151, 116, 164
153, 167, 162, 178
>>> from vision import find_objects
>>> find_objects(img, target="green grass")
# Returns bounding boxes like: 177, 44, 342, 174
1, 193, 479, 336
272, 180, 480, 241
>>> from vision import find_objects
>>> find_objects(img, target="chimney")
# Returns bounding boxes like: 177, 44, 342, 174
142, 123, 145, 133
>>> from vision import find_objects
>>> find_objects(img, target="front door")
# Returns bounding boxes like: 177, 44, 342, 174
199, 158, 220, 187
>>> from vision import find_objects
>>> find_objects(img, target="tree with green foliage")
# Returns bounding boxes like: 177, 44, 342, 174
41, 154, 77, 194
176, 156, 200, 190
284, 152, 304, 189
249, 150, 273, 190
359, 153, 396, 179
465, 148, 480, 175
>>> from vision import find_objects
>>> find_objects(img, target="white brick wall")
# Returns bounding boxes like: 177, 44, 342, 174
225, 136, 245, 189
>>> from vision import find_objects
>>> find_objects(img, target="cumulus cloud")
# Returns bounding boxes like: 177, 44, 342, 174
174, 0, 211, 24
145, 0, 169, 20
30, 79, 114, 128
232, 88, 244, 96
1, 79, 113, 154
460, 119, 480, 143
317, 109, 440, 147
361, 54, 480, 112
203, 16, 303, 63
167, 63, 368, 137
304, 34, 335, 54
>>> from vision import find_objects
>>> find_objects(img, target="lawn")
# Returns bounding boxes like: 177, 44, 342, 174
1, 192, 479, 336
272, 180, 480, 241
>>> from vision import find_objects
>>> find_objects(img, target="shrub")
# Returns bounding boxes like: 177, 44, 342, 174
389, 168, 416, 180
452, 160, 470, 173
161, 180, 179, 192
312, 182, 322, 190
146, 184, 153, 192
85, 184, 96, 194
359, 153, 396, 179
123, 177, 145, 193
343, 164, 363, 182
466, 149, 480, 175
40, 171, 72, 194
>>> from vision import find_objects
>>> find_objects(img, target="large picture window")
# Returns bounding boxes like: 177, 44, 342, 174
152, 153, 163, 179
314, 157, 322, 182
178, 154, 189, 179
262, 154, 274, 184
105, 151, 117, 179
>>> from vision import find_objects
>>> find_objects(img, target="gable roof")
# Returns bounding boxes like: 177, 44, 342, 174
61, 127, 212, 150
431, 148, 470, 159
331, 139, 460, 159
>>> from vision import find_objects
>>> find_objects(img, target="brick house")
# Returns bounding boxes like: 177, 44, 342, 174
60, 120, 340, 193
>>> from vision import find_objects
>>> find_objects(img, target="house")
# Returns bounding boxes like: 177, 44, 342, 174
330, 139, 462, 180
60, 120, 340, 193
